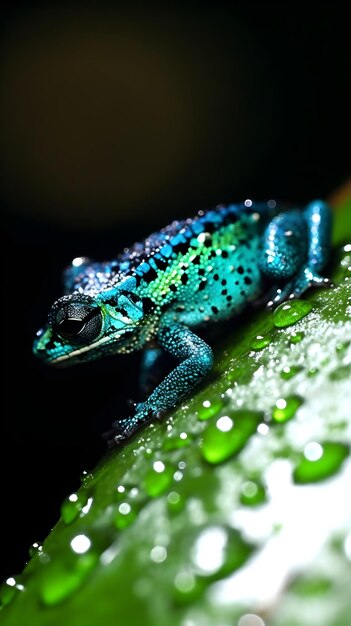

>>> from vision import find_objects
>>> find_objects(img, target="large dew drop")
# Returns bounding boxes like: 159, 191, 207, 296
201, 410, 263, 464
273, 300, 312, 328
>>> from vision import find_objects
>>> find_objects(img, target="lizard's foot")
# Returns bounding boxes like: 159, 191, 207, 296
266, 266, 334, 309
103, 403, 155, 448
103, 416, 142, 448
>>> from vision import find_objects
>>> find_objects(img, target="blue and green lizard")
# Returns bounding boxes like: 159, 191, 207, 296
33, 199, 332, 446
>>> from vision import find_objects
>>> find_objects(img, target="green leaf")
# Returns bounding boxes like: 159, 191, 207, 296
1, 196, 350, 626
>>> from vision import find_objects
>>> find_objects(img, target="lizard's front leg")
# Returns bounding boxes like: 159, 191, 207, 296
106, 323, 214, 446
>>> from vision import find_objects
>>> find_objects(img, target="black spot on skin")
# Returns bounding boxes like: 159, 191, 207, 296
181, 273, 188, 285
244, 276, 252, 285
144, 266, 158, 282
128, 292, 140, 303
247, 267, 253, 273
203, 221, 216, 233
235, 280, 239, 285
119, 307, 128, 317
240, 290, 245, 296
193, 256, 200, 264
226, 295, 232, 301
46, 338, 57, 352
198, 281, 206, 291
173, 241, 190, 255
142, 297, 154, 314
238, 266, 244, 274
154, 256, 167, 270
221, 279, 227, 286
198, 268, 205, 276
221, 250, 228, 258
211, 306, 219, 314
210, 250, 217, 258
213, 274, 219, 281
204, 238, 212, 248
221, 289, 227, 295
170, 284, 177, 292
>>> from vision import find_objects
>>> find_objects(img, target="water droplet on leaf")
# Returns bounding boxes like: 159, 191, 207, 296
240, 480, 267, 506
198, 398, 224, 421
250, 334, 271, 350
201, 410, 263, 464
293, 441, 349, 483
0, 576, 24, 607
280, 365, 303, 380
273, 300, 312, 328
143, 461, 174, 497
39, 553, 97, 606
272, 395, 303, 423
60, 490, 90, 525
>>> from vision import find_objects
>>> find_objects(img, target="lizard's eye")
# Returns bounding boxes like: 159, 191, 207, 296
49, 297, 103, 345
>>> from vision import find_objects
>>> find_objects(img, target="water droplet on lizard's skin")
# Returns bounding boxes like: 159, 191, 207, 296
240, 480, 267, 506
60, 490, 90, 525
29, 542, 43, 558
272, 395, 303, 423
280, 365, 303, 380
273, 300, 312, 328
250, 334, 271, 350
201, 411, 263, 464
0, 576, 25, 607
143, 461, 174, 497
293, 441, 349, 484
39, 550, 98, 606
198, 398, 224, 421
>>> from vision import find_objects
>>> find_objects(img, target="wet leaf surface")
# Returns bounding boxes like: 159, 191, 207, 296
0, 197, 350, 626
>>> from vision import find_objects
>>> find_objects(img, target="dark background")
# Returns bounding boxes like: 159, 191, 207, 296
1, 3, 350, 582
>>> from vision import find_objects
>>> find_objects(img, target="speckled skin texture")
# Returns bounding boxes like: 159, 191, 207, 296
33, 200, 332, 445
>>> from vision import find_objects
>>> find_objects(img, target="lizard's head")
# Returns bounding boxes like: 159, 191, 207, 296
33, 278, 150, 365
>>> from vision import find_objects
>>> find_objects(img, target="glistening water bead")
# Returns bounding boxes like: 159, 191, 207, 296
272, 395, 303, 423
60, 490, 90, 524
114, 502, 138, 529
239, 480, 267, 506
198, 398, 224, 421
143, 461, 174, 498
201, 410, 263, 464
288, 331, 305, 344
273, 300, 313, 328
0, 576, 24, 608
250, 334, 271, 350
190, 525, 254, 581
172, 525, 254, 605
280, 365, 303, 380
293, 441, 349, 483
39, 551, 98, 606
